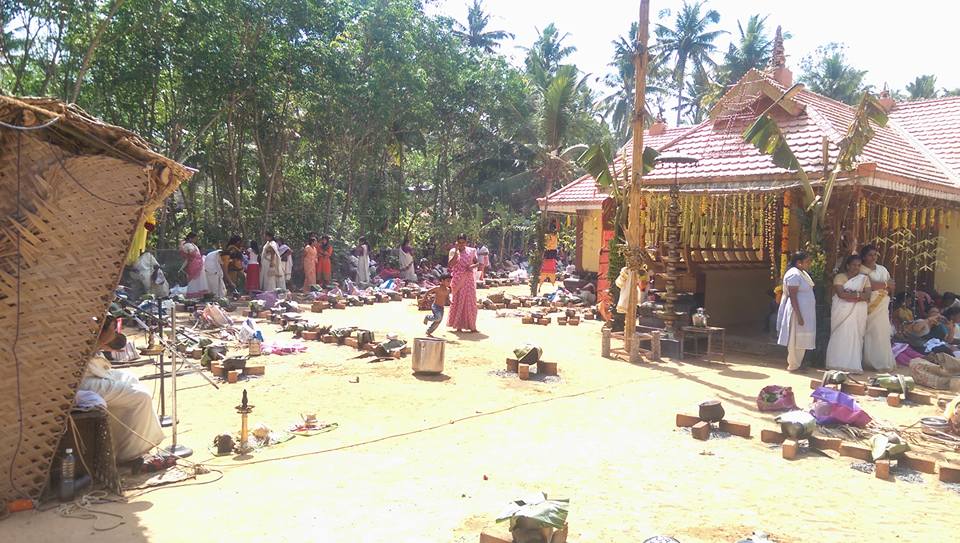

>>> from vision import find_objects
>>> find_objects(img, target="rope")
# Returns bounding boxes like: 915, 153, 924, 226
56, 491, 125, 531
66, 416, 98, 488
203, 375, 650, 468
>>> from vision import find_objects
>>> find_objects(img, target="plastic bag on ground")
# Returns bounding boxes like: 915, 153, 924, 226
810, 387, 872, 427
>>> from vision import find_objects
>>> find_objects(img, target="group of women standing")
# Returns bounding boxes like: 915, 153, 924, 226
301, 235, 334, 292
777, 244, 896, 373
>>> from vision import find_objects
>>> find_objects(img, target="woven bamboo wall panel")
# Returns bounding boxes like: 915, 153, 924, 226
0, 132, 150, 503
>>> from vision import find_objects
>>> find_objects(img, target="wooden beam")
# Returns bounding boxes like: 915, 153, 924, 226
624, 0, 650, 356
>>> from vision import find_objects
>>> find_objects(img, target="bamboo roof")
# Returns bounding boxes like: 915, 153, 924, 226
0, 94, 193, 503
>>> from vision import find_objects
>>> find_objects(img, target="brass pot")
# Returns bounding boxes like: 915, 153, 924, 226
698, 400, 725, 423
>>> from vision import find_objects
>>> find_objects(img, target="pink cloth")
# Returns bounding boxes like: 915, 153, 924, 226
893, 344, 923, 366
447, 246, 478, 330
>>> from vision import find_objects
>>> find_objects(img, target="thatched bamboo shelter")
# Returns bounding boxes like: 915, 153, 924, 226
0, 95, 193, 503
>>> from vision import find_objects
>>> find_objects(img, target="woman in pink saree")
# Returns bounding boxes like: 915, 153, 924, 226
447, 233, 479, 332
179, 232, 207, 298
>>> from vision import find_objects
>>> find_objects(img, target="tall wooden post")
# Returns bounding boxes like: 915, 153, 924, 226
624, 0, 650, 356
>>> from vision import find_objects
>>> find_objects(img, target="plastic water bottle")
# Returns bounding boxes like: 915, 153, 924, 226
59, 448, 76, 502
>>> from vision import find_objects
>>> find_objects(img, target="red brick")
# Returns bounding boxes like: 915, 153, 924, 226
518, 366, 530, 380
691, 421, 711, 441
321, 335, 336, 343
479, 524, 512, 543
301, 330, 320, 341
761, 429, 785, 444
886, 393, 901, 407
536, 361, 558, 376
938, 462, 960, 483
227, 370, 238, 384
841, 382, 867, 395
676, 413, 701, 428
808, 435, 841, 452
875, 460, 891, 480
718, 420, 751, 438
344, 337, 359, 348
901, 452, 937, 474
782, 440, 799, 459
522, 317, 535, 324
244, 365, 265, 376
840, 442, 873, 461
505, 358, 519, 372
905, 390, 934, 405
867, 386, 887, 397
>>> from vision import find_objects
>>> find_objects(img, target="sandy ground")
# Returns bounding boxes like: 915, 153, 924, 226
2, 285, 959, 542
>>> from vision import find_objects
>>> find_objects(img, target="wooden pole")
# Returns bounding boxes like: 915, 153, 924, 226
624, 0, 650, 356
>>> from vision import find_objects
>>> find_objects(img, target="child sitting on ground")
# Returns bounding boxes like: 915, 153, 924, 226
422, 274, 451, 336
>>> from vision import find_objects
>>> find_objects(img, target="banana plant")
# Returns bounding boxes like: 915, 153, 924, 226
578, 140, 660, 232
743, 90, 888, 249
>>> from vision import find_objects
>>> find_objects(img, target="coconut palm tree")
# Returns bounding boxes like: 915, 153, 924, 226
654, 0, 726, 125
799, 43, 869, 105
905, 74, 938, 100
720, 14, 774, 86
600, 23, 667, 142
524, 23, 577, 85
681, 66, 723, 122
453, 0, 514, 54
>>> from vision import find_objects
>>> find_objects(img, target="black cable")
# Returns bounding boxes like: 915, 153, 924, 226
122, 468, 224, 498
8, 129, 27, 499
50, 144, 145, 208
0, 116, 61, 131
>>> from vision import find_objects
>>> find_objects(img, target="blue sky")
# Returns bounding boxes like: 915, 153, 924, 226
426, 0, 958, 99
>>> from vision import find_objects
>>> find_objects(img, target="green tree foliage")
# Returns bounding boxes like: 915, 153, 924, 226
719, 14, 775, 86
600, 22, 667, 144
799, 43, 869, 105
2, 0, 600, 266
524, 23, 577, 86
452, 0, 514, 53
654, 1, 725, 125
905, 74, 938, 100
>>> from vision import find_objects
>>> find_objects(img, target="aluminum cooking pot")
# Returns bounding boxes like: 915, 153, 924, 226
775, 410, 817, 440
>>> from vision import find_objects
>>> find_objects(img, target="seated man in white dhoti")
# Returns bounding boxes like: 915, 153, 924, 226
79, 316, 165, 462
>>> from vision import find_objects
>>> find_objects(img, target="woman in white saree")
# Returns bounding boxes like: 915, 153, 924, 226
777, 252, 816, 371
826, 254, 872, 372
399, 235, 417, 281
860, 244, 896, 371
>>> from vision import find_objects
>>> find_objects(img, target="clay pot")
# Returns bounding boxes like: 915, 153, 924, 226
698, 400, 725, 423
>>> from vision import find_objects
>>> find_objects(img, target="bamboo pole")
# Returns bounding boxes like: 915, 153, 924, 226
624, 0, 650, 356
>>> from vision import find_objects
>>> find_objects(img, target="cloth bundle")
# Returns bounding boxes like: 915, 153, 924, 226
909, 358, 953, 390
756, 385, 798, 412
909, 353, 960, 390
810, 387, 872, 427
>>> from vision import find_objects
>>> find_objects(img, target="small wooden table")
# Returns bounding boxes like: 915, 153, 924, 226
680, 326, 726, 362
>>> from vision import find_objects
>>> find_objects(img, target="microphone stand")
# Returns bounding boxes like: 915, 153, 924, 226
163, 303, 193, 458
157, 301, 172, 427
